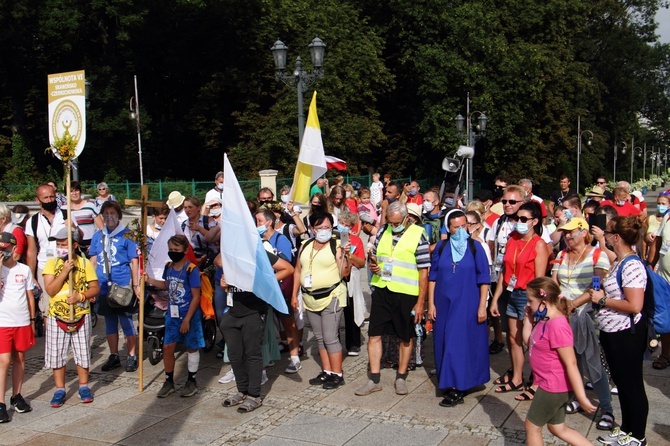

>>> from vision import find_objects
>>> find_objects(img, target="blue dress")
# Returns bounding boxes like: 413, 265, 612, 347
429, 239, 491, 391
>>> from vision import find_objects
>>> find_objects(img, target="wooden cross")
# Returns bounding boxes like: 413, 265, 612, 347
125, 184, 164, 392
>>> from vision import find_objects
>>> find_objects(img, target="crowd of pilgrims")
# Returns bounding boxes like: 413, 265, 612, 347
0, 171, 664, 445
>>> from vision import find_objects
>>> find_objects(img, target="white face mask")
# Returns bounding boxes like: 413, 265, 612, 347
209, 207, 221, 217
56, 248, 69, 258
216, 183, 224, 190
315, 229, 332, 243
423, 202, 435, 213
281, 195, 290, 203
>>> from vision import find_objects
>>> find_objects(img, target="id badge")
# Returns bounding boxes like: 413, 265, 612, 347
507, 274, 517, 292
494, 252, 504, 272
381, 263, 393, 281
170, 304, 180, 318
661, 242, 670, 256
46, 248, 55, 258
304, 274, 313, 288
226, 289, 234, 307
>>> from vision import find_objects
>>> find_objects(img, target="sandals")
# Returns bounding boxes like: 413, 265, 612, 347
515, 387, 535, 401
489, 340, 505, 354
652, 354, 670, 370
493, 368, 514, 385
565, 400, 584, 414
494, 380, 523, 393
596, 411, 615, 431
222, 392, 246, 407
237, 396, 262, 413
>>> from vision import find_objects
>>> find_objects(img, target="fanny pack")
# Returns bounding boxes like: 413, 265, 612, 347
108, 283, 135, 309
56, 316, 86, 333
301, 281, 341, 300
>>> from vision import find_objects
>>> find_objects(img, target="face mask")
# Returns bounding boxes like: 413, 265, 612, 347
41, 200, 58, 212
605, 235, 616, 251
616, 200, 626, 206
209, 208, 221, 217
391, 222, 405, 233
658, 205, 668, 214
154, 223, 162, 230
311, 205, 322, 212
493, 186, 504, 199
408, 189, 418, 196
104, 214, 119, 226
315, 229, 332, 243
563, 209, 573, 221
56, 248, 69, 258
1, 250, 12, 261
387, 197, 397, 204
281, 195, 290, 203
451, 227, 468, 241
337, 224, 349, 233
515, 222, 530, 234
257, 224, 268, 236
345, 192, 352, 198
423, 202, 434, 213
533, 302, 548, 322
216, 183, 224, 190
167, 251, 185, 262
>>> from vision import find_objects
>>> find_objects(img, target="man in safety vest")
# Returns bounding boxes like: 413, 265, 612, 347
355, 201, 430, 397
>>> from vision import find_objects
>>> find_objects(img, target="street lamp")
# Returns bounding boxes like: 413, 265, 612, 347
271, 37, 326, 148
576, 116, 593, 194
454, 93, 487, 202
129, 75, 144, 185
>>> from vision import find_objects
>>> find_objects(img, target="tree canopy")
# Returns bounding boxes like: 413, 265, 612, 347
1, 0, 668, 195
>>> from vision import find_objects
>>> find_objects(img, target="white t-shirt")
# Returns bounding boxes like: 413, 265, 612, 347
370, 181, 384, 207
597, 257, 645, 333
204, 187, 223, 205
0, 262, 35, 327
25, 211, 67, 271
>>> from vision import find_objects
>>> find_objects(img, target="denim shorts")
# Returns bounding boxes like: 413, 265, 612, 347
506, 289, 527, 319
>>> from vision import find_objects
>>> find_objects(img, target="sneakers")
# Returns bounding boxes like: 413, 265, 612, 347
394, 378, 409, 395
348, 346, 361, 356
598, 427, 626, 445
125, 355, 138, 372
101, 354, 121, 371
218, 369, 236, 384
78, 387, 94, 403
298, 344, 305, 357
284, 359, 302, 374
261, 371, 269, 386
180, 380, 198, 397
616, 433, 646, 446
10, 394, 32, 413
355, 379, 383, 396
323, 374, 345, 390
50, 389, 66, 408
309, 371, 329, 386
0, 403, 8, 423
157, 380, 175, 398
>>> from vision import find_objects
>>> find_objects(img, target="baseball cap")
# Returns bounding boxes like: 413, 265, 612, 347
48, 227, 82, 242
0, 232, 17, 248
557, 217, 589, 232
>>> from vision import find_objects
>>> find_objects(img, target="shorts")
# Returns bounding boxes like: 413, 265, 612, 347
164, 309, 205, 350
506, 289, 527, 319
368, 287, 418, 342
44, 315, 92, 369
526, 388, 573, 427
0, 325, 36, 354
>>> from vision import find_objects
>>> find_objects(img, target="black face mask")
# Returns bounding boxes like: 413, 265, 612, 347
493, 186, 504, 199
387, 197, 397, 204
280, 213, 294, 224
41, 200, 58, 212
168, 251, 185, 262
311, 205, 322, 212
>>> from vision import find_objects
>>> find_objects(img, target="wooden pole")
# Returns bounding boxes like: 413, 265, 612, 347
66, 163, 75, 321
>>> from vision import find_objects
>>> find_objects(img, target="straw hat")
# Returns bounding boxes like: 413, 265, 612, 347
585, 186, 605, 198
166, 191, 186, 209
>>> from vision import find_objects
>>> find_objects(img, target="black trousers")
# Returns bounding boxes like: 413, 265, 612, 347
599, 319, 648, 440
220, 311, 266, 398
343, 295, 361, 350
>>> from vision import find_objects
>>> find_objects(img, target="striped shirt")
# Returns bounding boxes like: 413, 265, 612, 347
70, 201, 99, 241
552, 247, 610, 301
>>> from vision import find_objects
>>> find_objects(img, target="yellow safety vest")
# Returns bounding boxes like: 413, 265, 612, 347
370, 224, 424, 295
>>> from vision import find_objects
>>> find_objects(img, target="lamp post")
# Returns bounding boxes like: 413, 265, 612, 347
576, 116, 593, 194
618, 141, 628, 183
271, 37, 326, 148
129, 75, 144, 185
454, 93, 487, 202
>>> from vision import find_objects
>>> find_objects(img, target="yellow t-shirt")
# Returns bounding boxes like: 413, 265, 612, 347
43, 255, 98, 320
299, 239, 347, 312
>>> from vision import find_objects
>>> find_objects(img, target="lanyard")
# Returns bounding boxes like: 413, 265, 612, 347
565, 246, 588, 284
513, 236, 534, 276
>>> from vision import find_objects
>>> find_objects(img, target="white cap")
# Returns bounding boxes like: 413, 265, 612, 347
632, 190, 644, 202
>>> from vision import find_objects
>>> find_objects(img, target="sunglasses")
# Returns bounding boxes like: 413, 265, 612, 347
502, 199, 520, 205
597, 181, 607, 185
517, 216, 534, 223
98, 188, 107, 191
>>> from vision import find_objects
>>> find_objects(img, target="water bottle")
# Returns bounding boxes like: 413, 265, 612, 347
414, 323, 423, 338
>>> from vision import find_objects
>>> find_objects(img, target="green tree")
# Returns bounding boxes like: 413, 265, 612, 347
3, 134, 39, 185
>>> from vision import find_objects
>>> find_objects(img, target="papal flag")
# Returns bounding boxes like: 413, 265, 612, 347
220, 153, 288, 314
290, 91, 327, 204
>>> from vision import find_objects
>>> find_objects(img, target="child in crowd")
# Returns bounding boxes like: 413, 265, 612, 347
146, 235, 204, 398
146, 205, 170, 254
357, 187, 379, 223
523, 277, 596, 446
369, 173, 384, 210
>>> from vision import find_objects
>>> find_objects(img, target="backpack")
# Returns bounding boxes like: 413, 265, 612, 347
301, 236, 350, 282
422, 215, 443, 244
615, 255, 670, 334
30, 209, 68, 252
164, 262, 215, 319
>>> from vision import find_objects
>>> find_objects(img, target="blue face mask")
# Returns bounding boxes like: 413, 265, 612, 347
408, 189, 418, 196
451, 226, 468, 241
563, 209, 573, 221
515, 222, 530, 234
533, 302, 548, 322
337, 224, 349, 233
257, 225, 268, 236
391, 223, 405, 234
658, 205, 668, 214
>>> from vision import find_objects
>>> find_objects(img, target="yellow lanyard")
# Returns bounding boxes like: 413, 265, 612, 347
565, 246, 588, 284
513, 236, 534, 276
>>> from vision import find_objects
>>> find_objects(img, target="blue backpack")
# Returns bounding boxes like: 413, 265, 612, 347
616, 255, 670, 334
